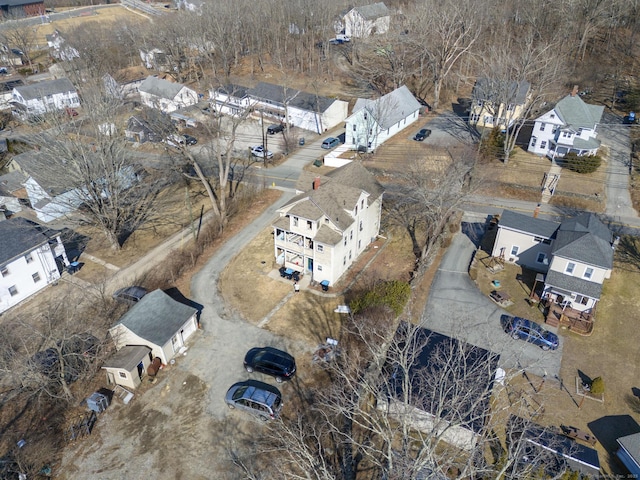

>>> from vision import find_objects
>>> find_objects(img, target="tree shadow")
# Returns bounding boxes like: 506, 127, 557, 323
577, 370, 592, 387
461, 221, 486, 249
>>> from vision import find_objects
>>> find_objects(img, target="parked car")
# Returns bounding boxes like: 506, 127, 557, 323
251, 145, 274, 159
267, 124, 284, 135
413, 128, 431, 141
623, 112, 637, 125
183, 134, 197, 145
321, 137, 340, 149
113, 286, 148, 305
225, 380, 283, 421
501, 315, 559, 351
244, 346, 296, 382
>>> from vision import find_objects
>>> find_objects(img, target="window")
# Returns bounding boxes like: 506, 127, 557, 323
574, 295, 589, 305
584, 267, 594, 279
119, 372, 127, 379
32, 272, 41, 283
317, 265, 323, 271
352, 124, 356, 131
539, 123, 545, 131
359, 220, 363, 231
358, 240, 361, 249
343, 256, 346, 265
533, 236, 543, 243
507, 103, 514, 111
293, 217, 298, 227
540, 141, 547, 149
8, 285, 18, 296
306, 220, 312, 230
565, 262, 576, 274
562, 131, 570, 138
355, 205, 358, 215
536, 253, 547, 264
344, 237, 347, 246
1, 266, 8, 277
25, 253, 33, 264
530, 136, 537, 146
364, 113, 367, 120
510, 246, 519, 256
317, 244, 324, 252
577, 128, 583, 135
361, 199, 364, 209
349, 251, 352, 260
349, 230, 353, 240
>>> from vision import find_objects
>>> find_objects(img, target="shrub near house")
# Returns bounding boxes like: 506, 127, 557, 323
564, 152, 602, 174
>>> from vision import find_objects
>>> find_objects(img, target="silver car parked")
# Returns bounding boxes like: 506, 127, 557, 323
225, 380, 283, 421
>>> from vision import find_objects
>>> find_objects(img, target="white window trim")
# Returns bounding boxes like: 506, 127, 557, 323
583, 267, 594, 280
565, 262, 576, 275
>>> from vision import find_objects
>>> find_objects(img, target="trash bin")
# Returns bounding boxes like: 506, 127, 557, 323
320, 280, 330, 292
67, 261, 80, 274
299, 137, 305, 146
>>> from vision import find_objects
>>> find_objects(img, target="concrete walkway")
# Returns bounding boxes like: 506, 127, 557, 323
541, 160, 562, 204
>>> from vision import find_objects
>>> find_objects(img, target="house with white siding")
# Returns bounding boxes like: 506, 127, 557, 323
247, 82, 348, 134
528, 87, 604, 158
108, 289, 199, 365
345, 85, 421, 153
11, 77, 80, 119
272, 162, 383, 286
0, 217, 69, 314
138, 76, 198, 113
343, 2, 390, 38
209, 84, 251, 117
492, 210, 614, 315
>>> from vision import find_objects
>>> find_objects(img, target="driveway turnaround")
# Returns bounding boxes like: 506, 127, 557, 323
421, 213, 562, 379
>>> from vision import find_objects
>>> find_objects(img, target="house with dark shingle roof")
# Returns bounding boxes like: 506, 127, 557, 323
138, 76, 198, 113
109, 289, 199, 364
528, 87, 604, 158
491, 210, 614, 314
345, 85, 421, 153
343, 2, 390, 37
272, 161, 384, 286
11, 77, 79, 119
617, 432, 640, 478
246, 82, 348, 134
0, 217, 69, 314
469, 78, 531, 131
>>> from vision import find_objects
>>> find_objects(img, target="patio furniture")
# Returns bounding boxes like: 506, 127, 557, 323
490, 290, 512, 306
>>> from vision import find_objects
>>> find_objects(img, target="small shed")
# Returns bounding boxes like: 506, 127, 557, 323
102, 345, 152, 390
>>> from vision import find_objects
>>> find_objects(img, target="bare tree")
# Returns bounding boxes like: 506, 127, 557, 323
0, 25, 38, 72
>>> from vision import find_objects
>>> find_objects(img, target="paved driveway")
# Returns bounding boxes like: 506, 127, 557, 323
421, 213, 563, 379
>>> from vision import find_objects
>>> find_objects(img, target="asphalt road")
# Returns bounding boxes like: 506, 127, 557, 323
421, 212, 563, 379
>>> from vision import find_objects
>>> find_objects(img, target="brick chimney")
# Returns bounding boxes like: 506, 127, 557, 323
313, 177, 321, 190
571, 85, 579, 97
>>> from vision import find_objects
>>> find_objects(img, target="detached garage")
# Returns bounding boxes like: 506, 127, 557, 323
109, 289, 199, 365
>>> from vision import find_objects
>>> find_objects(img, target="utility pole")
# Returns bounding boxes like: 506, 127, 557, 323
261, 110, 268, 167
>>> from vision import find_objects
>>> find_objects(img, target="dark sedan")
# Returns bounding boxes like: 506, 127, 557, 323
244, 347, 296, 382
413, 128, 432, 141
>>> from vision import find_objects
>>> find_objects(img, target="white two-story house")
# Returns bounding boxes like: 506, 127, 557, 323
11, 78, 80, 119
342, 2, 390, 38
138, 76, 198, 113
492, 210, 614, 314
0, 217, 69, 313
209, 84, 251, 117
528, 87, 604, 158
345, 85, 421, 153
272, 162, 384, 286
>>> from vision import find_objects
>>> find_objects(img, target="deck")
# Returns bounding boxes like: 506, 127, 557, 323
544, 301, 594, 335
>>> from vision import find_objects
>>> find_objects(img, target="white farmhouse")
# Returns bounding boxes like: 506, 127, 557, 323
0, 218, 69, 314
343, 2, 390, 38
528, 87, 604, 158
272, 162, 384, 286
138, 76, 198, 113
209, 84, 251, 117
11, 78, 80, 119
247, 82, 348, 134
345, 85, 421, 153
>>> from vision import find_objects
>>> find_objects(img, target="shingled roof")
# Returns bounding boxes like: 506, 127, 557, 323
139, 76, 184, 100
472, 78, 530, 106
0, 217, 59, 265
14, 78, 76, 101
352, 85, 421, 130
554, 94, 604, 130
115, 289, 197, 346
498, 210, 558, 239
247, 82, 337, 113
353, 2, 389, 19
552, 213, 613, 268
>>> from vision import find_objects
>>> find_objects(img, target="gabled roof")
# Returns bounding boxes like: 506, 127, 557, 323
617, 432, 640, 469
283, 162, 384, 235
498, 210, 558, 239
352, 2, 389, 19
352, 85, 421, 129
216, 84, 248, 98
544, 269, 603, 300
387, 323, 499, 434
247, 82, 337, 113
552, 213, 613, 268
0, 217, 59, 265
114, 289, 197, 347
553, 94, 604, 130
10, 151, 68, 196
0, 171, 26, 195
102, 345, 151, 371
14, 78, 76, 101
472, 78, 530, 106
139, 76, 185, 100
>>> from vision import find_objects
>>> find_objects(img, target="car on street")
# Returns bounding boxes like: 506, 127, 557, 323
267, 124, 284, 134
501, 315, 559, 351
225, 380, 283, 421
244, 346, 296, 382
183, 134, 197, 145
113, 286, 148, 305
413, 128, 432, 141
321, 137, 340, 149
251, 145, 274, 159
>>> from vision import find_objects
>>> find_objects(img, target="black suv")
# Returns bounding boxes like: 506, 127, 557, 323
244, 347, 296, 383
267, 124, 284, 134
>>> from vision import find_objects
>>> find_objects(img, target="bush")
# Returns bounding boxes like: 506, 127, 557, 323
590, 376, 605, 394
564, 152, 601, 174
478, 127, 505, 162
350, 280, 411, 317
